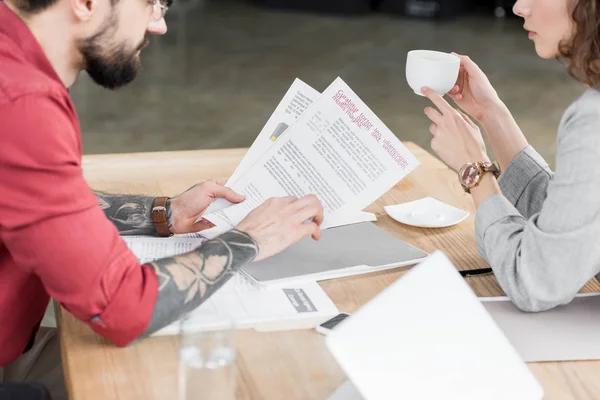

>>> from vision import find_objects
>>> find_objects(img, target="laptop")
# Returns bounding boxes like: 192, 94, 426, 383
325, 251, 544, 400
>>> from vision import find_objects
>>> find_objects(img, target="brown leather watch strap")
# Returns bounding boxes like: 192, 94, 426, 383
152, 197, 172, 237
483, 161, 501, 178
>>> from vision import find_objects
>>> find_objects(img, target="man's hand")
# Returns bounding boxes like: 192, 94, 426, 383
168, 179, 245, 234
236, 195, 324, 262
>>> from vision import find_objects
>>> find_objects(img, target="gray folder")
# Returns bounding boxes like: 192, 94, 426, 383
482, 294, 600, 362
242, 222, 428, 286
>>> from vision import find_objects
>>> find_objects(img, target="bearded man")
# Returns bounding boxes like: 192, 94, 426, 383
0, 0, 324, 398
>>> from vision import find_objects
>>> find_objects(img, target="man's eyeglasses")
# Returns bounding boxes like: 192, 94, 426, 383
149, 0, 168, 21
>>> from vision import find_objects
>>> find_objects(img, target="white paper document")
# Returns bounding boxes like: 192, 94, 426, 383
197, 210, 378, 241
204, 78, 321, 216
202, 77, 419, 235
153, 275, 338, 335
325, 211, 377, 228
122, 236, 339, 334
122, 236, 206, 264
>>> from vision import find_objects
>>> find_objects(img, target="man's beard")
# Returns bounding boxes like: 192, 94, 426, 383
78, 12, 149, 90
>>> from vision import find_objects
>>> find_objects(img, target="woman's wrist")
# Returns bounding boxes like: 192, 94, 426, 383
470, 173, 501, 207
462, 149, 490, 168
478, 100, 509, 129
476, 101, 529, 171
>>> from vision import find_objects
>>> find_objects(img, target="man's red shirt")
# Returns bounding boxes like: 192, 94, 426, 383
0, 1, 158, 365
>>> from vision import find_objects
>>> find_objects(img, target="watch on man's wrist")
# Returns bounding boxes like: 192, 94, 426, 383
152, 196, 173, 237
458, 161, 501, 194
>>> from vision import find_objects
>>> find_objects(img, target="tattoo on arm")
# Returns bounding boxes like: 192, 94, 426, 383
94, 191, 172, 236
142, 230, 258, 336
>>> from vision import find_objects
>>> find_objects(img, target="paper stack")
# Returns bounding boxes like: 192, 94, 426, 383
198, 77, 420, 238
122, 236, 339, 334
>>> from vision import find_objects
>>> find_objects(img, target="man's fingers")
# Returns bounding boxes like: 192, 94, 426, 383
299, 222, 322, 241
194, 218, 216, 230
312, 208, 325, 227
280, 196, 299, 204
292, 195, 324, 225
290, 194, 320, 211
293, 202, 324, 227
290, 194, 324, 224
421, 87, 453, 114
211, 178, 228, 186
211, 186, 245, 203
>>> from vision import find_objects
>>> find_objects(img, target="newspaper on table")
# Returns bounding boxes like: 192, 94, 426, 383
201, 77, 419, 237
121, 236, 339, 334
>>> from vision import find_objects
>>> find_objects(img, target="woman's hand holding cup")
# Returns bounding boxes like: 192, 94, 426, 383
447, 53, 502, 122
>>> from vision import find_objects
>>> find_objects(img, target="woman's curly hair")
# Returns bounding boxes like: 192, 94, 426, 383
560, 0, 600, 86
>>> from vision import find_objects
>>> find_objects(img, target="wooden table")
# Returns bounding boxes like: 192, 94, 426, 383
59, 142, 600, 400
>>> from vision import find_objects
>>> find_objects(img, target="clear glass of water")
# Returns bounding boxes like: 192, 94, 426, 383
179, 314, 236, 400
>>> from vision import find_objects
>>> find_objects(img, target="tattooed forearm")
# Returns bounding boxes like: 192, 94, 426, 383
142, 230, 259, 336
94, 191, 171, 236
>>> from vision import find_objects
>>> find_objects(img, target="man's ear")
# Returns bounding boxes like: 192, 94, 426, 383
70, 0, 98, 21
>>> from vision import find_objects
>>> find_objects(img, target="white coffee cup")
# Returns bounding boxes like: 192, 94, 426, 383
406, 50, 460, 96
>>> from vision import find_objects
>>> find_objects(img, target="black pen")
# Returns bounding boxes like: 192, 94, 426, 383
459, 268, 493, 277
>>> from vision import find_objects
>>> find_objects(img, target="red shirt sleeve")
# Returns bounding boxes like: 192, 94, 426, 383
0, 94, 158, 346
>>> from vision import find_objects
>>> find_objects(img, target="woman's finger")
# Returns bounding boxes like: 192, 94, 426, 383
451, 54, 467, 92
457, 109, 476, 128
429, 123, 438, 136
448, 92, 463, 102
424, 106, 443, 125
455, 68, 466, 95
459, 55, 481, 77
421, 87, 453, 114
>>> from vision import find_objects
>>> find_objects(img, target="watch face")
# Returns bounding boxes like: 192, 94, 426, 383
460, 164, 479, 187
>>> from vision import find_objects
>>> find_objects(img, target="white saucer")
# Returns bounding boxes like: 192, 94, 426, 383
384, 197, 470, 228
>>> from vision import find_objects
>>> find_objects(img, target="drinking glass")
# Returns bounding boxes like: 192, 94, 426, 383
179, 314, 236, 400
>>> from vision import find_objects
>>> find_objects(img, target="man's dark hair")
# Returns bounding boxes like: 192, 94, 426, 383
13, 0, 119, 14
13, 0, 60, 13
